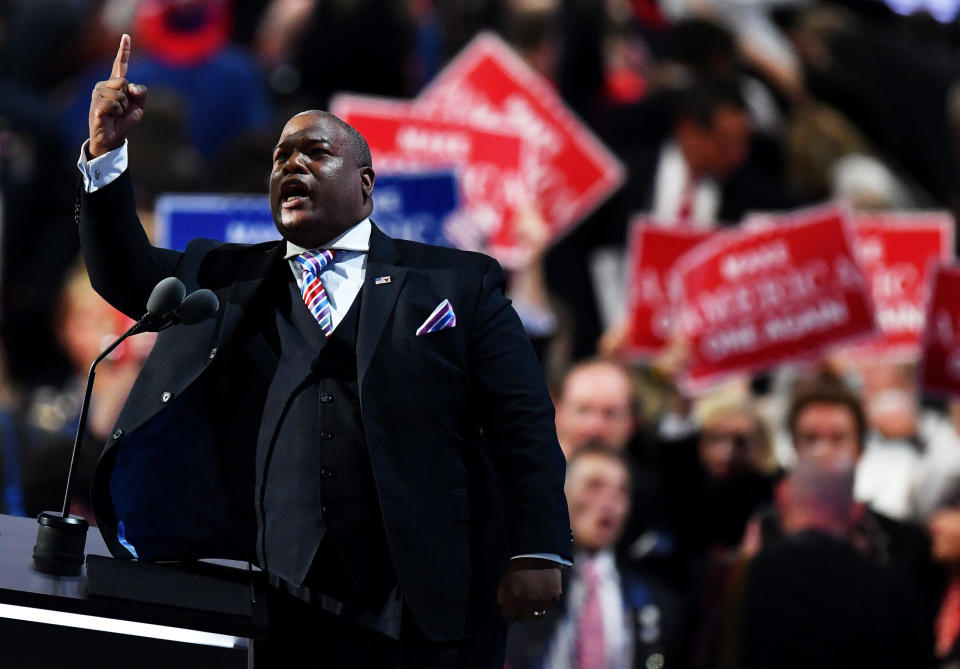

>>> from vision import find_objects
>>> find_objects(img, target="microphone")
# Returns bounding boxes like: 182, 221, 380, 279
33, 277, 217, 576
138, 276, 187, 332
172, 289, 219, 325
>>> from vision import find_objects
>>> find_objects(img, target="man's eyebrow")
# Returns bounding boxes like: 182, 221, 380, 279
273, 133, 334, 152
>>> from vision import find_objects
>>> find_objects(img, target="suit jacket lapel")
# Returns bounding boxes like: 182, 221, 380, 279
204, 225, 406, 391
256, 308, 318, 482
213, 242, 287, 350
214, 225, 406, 385
357, 223, 407, 387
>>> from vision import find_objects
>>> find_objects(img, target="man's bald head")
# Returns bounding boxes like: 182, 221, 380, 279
294, 110, 372, 168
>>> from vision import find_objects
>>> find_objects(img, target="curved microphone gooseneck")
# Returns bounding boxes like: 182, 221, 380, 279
33, 277, 219, 576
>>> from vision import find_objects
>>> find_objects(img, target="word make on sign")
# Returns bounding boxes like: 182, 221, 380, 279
845, 212, 954, 361
417, 32, 624, 265
625, 219, 711, 357
674, 206, 876, 391
331, 94, 525, 262
920, 265, 960, 397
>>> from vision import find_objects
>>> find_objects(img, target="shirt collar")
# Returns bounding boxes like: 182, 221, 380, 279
284, 217, 371, 259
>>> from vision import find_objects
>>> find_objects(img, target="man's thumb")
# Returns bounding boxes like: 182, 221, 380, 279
127, 83, 147, 103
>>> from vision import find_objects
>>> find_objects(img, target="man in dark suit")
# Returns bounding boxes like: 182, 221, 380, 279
505, 445, 682, 669
77, 35, 571, 667
715, 462, 932, 669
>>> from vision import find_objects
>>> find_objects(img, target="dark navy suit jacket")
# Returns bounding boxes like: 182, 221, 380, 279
77, 170, 572, 641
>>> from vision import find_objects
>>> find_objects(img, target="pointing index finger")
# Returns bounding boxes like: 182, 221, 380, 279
111, 34, 130, 79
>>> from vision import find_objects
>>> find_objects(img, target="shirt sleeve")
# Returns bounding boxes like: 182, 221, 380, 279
77, 140, 128, 193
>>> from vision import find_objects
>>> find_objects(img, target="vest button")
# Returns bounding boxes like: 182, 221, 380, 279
320, 431, 334, 440
161, 391, 173, 403
111, 428, 124, 440
323, 469, 336, 479
320, 393, 333, 403
321, 505, 328, 513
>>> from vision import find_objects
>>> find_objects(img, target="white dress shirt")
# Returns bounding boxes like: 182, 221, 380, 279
77, 140, 571, 568
651, 141, 720, 227
546, 550, 631, 669
286, 220, 369, 333
77, 139, 129, 192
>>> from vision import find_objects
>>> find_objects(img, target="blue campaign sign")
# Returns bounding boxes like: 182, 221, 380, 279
154, 194, 278, 251
372, 171, 459, 247
154, 171, 459, 251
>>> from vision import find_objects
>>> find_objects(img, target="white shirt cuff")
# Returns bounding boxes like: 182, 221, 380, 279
511, 553, 572, 567
77, 140, 128, 193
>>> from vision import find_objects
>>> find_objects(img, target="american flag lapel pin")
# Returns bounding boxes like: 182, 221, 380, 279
375, 275, 392, 285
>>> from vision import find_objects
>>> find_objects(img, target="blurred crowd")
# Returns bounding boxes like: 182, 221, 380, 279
4, 0, 960, 666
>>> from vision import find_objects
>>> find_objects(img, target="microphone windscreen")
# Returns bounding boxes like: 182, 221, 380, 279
177, 289, 220, 325
146, 277, 186, 317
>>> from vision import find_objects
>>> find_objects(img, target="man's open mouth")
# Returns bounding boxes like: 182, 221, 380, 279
280, 180, 311, 207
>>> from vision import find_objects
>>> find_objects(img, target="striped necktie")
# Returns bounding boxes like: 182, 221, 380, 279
296, 249, 338, 336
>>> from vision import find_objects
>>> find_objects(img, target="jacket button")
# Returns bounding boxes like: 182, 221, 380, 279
646, 653, 664, 669
320, 431, 334, 440
161, 391, 173, 403
320, 393, 333, 403
324, 469, 336, 479
111, 428, 124, 440
208, 348, 218, 359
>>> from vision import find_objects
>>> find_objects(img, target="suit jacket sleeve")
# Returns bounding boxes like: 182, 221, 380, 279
470, 257, 572, 561
77, 169, 182, 319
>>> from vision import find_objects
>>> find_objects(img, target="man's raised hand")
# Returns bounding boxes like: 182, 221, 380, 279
88, 34, 147, 158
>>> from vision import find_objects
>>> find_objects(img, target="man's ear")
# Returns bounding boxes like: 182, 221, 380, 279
360, 166, 375, 204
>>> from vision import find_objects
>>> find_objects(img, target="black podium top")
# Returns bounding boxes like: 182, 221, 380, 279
0, 513, 267, 640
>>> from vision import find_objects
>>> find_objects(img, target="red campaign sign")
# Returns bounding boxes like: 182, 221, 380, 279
330, 94, 526, 256
416, 32, 625, 264
847, 213, 954, 359
625, 219, 711, 356
674, 207, 876, 391
921, 266, 960, 397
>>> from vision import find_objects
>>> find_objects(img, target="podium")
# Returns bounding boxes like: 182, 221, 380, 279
0, 514, 267, 668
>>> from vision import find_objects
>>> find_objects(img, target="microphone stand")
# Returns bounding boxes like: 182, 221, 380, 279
33, 318, 152, 576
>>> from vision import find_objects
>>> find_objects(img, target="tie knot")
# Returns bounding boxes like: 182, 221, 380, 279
297, 249, 337, 276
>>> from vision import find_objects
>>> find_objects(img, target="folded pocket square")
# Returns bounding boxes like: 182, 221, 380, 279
416, 299, 457, 335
